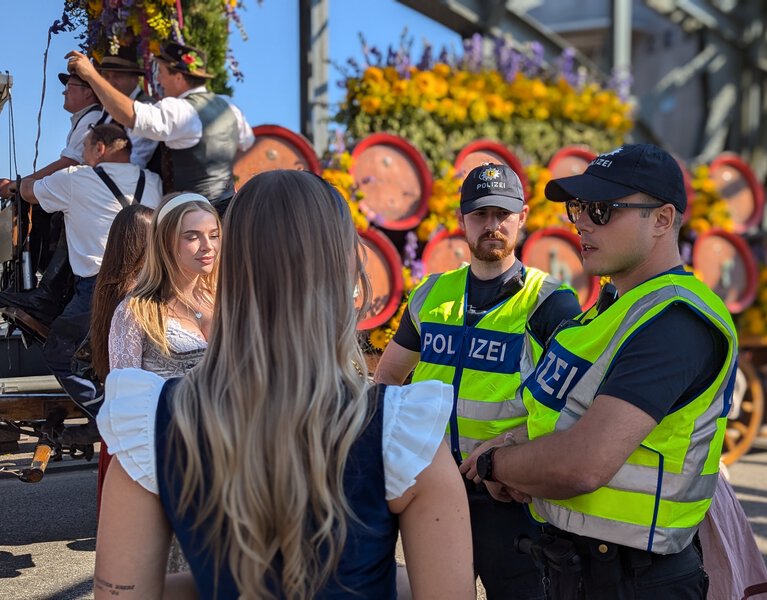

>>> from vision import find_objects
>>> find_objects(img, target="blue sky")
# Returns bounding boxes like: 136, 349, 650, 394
0, 0, 460, 177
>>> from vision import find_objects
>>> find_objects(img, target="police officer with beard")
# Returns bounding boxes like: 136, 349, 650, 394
375, 163, 582, 599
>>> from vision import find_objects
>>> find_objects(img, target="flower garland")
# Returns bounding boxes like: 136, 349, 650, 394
738, 267, 767, 337
58, 0, 250, 92
684, 164, 734, 235
334, 34, 632, 169
321, 151, 370, 231
367, 232, 423, 351
416, 161, 461, 241
523, 164, 574, 233
65, 0, 179, 63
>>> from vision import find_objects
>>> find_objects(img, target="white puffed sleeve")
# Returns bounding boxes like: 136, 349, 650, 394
382, 380, 453, 500
96, 368, 167, 494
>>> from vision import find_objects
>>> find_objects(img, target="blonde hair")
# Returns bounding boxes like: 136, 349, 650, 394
128, 192, 220, 354
169, 170, 372, 599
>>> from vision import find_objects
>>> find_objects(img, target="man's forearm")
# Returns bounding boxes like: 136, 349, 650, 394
491, 430, 600, 500
29, 157, 77, 180
19, 179, 39, 205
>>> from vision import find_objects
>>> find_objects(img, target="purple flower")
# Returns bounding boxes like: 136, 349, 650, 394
608, 66, 633, 101
556, 47, 578, 86
522, 41, 545, 77
438, 46, 450, 65
403, 231, 419, 267
410, 259, 424, 283
330, 129, 346, 155
493, 36, 520, 82
417, 43, 433, 71
358, 32, 371, 66
370, 46, 383, 66
462, 33, 483, 72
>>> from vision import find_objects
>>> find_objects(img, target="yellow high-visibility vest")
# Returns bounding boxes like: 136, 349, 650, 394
522, 270, 737, 554
410, 265, 573, 459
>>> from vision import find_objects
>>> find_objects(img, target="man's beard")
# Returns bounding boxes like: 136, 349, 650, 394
468, 232, 515, 262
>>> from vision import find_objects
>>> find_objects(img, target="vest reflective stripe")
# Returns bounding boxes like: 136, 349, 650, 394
410, 265, 570, 457
524, 272, 737, 554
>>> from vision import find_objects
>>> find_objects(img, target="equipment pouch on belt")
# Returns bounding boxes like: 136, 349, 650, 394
517, 534, 583, 600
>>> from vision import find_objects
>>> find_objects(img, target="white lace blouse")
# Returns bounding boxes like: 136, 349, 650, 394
97, 369, 454, 501
109, 298, 208, 379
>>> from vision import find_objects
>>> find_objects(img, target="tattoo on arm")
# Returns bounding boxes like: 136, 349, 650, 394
94, 576, 136, 595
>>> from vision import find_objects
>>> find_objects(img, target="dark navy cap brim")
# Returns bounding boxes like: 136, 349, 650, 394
58, 73, 70, 85
460, 195, 524, 215
545, 173, 641, 203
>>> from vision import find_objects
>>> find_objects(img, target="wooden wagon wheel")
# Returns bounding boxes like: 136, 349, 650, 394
722, 355, 764, 465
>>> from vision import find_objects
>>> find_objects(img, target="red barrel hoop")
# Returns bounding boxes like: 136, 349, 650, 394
350, 133, 432, 231
233, 124, 321, 190
709, 153, 765, 233
454, 140, 528, 192
356, 227, 405, 330
547, 146, 596, 180
421, 228, 470, 275
521, 227, 600, 309
692, 228, 758, 314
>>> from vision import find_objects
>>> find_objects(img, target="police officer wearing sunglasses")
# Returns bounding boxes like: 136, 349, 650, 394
462, 144, 737, 599
375, 163, 582, 599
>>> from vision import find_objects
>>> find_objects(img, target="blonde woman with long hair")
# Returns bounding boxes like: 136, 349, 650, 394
107, 191, 220, 377
95, 170, 474, 599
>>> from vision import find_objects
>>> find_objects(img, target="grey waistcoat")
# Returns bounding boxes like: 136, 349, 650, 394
170, 92, 239, 203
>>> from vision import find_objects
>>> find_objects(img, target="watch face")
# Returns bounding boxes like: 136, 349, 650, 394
477, 450, 491, 481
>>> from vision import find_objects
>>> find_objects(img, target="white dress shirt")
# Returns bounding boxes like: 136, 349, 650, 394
132, 86, 254, 151
60, 103, 102, 163
100, 86, 160, 168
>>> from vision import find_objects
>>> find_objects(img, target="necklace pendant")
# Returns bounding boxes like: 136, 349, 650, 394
194, 311, 202, 320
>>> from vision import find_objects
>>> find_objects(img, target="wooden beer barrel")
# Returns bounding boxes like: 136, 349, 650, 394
356, 227, 404, 330
521, 227, 600, 309
547, 146, 596, 179
454, 140, 528, 191
233, 124, 320, 189
692, 228, 758, 313
709, 153, 765, 232
421, 229, 470, 275
350, 133, 432, 231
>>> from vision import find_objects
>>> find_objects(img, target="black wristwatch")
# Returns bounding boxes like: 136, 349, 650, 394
476, 447, 499, 482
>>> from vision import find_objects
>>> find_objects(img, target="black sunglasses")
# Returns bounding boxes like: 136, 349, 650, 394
565, 199, 665, 226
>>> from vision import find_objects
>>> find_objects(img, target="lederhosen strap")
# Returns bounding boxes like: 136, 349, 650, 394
93, 166, 146, 209
71, 104, 103, 132
95, 109, 110, 126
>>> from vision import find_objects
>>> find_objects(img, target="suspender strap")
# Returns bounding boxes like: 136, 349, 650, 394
133, 170, 145, 204
93, 166, 143, 209
96, 110, 110, 126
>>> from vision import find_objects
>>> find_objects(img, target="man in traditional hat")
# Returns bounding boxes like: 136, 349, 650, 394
66, 42, 254, 215
0, 69, 104, 315
95, 46, 159, 168
0, 71, 102, 200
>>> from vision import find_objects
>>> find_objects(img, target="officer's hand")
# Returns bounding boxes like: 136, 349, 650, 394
484, 481, 532, 504
484, 481, 513, 502
65, 50, 98, 82
459, 433, 506, 480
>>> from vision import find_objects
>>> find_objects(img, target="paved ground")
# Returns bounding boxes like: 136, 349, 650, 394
1, 441, 766, 600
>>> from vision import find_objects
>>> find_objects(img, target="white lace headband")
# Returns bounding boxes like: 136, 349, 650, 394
156, 192, 212, 224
